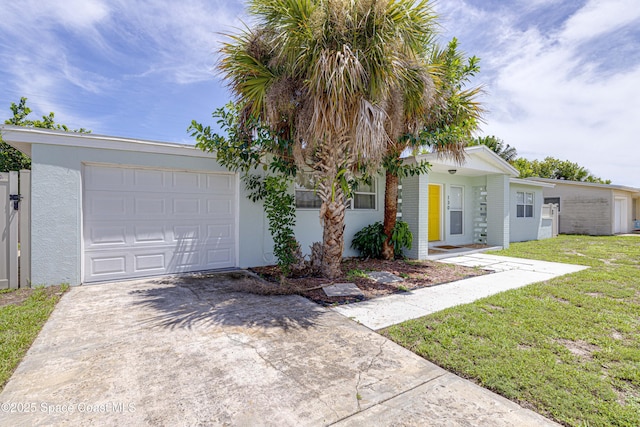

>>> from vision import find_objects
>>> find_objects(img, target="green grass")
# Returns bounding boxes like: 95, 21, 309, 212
0, 285, 69, 390
382, 235, 640, 427
346, 269, 370, 281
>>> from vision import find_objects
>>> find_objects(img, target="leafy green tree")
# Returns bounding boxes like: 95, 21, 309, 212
1, 97, 90, 171
513, 156, 610, 184
467, 135, 517, 162
217, 0, 444, 278
190, 102, 301, 276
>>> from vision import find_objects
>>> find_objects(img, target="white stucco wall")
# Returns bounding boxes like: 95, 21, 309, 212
509, 183, 549, 242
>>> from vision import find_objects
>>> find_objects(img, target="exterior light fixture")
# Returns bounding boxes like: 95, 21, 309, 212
448, 169, 457, 175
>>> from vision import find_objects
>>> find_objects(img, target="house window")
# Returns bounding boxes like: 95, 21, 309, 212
517, 192, 534, 218
352, 180, 376, 210
295, 174, 376, 210
449, 186, 463, 235
294, 174, 322, 209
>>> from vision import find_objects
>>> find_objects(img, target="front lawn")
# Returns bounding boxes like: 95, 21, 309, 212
382, 235, 640, 427
0, 285, 69, 390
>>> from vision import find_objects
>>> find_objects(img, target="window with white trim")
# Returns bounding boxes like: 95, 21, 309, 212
351, 180, 376, 210
517, 191, 534, 218
294, 175, 376, 210
449, 186, 463, 235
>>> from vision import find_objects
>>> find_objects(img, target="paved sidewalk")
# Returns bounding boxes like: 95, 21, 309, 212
333, 253, 588, 330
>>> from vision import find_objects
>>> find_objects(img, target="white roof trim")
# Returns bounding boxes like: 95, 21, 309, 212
0, 125, 216, 159
413, 145, 520, 177
510, 178, 556, 188
528, 177, 640, 194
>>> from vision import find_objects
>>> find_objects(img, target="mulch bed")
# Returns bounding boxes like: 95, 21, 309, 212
250, 258, 489, 306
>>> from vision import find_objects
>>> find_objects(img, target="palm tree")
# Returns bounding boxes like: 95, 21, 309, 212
219, 0, 440, 278
468, 135, 517, 162
380, 38, 484, 260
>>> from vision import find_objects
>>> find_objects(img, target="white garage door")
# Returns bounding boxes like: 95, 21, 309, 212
83, 165, 237, 283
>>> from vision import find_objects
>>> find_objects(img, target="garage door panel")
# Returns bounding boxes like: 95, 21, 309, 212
173, 198, 201, 215
173, 224, 201, 240
207, 224, 233, 239
89, 225, 128, 246
87, 194, 128, 217
85, 165, 128, 190
170, 251, 201, 269
134, 197, 167, 216
206, 248, 233, 265
134, 253, 166, 272
172, 172, 201, 190
207, 198, 233, 216
206, 174, 234, 193
133, 169, 165, 188
133, 224, 167, 244
84, 165, 237, 282
91, 255, 127, 276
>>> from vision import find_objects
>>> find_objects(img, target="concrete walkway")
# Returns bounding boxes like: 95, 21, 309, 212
0, 272, 559, 426
333, 253, 588, 330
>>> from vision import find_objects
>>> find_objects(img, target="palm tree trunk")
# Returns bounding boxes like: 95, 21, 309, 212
382, 170, 398, 260
321, 197, 346, 279
316, 140, 349, 280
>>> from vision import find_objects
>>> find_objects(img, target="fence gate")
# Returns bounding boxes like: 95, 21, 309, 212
0, 170, 31, 289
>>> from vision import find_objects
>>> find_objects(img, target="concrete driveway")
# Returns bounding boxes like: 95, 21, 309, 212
0, 272, 557, 426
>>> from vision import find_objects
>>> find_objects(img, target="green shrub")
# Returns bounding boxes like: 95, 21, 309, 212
351, 221, 413, 259
246, 174, 298, 276
391, 220, 413, 257
351, 222, 385, 258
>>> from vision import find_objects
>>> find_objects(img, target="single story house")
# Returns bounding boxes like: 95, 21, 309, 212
528, 178, 640, 235
2, 126, 556, 286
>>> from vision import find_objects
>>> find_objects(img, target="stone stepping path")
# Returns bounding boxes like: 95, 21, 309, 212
366, 271, 405, 284
323, 283, 364, 297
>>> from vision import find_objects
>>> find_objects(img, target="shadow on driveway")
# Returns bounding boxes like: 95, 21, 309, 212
128, 271, 323, 331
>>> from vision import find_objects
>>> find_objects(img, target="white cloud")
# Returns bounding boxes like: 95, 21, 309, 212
103, 0, 245, 84
560, 0, 640, 44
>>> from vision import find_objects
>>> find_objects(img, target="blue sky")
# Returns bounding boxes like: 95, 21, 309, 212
1, 0, 639, 186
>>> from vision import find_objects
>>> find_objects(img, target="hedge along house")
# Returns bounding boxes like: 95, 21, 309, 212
528, 178, 640, 235
1, 126, 384, 286
401, 145, 556, 259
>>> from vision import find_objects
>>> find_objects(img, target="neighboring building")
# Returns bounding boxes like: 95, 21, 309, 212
2, 126, 558, 286
528, 178, 640, 235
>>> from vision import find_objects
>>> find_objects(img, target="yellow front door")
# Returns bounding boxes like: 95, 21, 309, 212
428, 184, 441, 241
